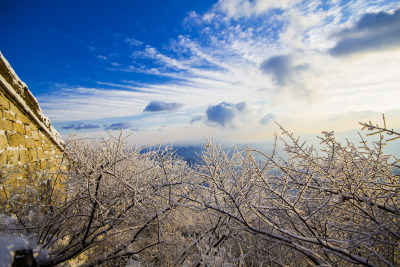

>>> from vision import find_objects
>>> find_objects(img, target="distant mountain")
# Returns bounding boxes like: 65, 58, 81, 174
172, 142, 277, 166
141, 141, 278, 167
140, 131, 400, 169
173, 146, 205, 166
140, 145, 206, 166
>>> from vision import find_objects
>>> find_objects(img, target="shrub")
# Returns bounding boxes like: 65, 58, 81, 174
0, 117, 398, 266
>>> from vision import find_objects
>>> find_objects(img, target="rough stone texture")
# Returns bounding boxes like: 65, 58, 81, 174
0, 132, 7, 149
0, 53, 44, 126
0, 52, 67, 201
0, 118, 13, 131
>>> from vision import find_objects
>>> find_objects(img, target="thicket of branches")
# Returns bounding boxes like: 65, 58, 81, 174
1, 117, 399, 266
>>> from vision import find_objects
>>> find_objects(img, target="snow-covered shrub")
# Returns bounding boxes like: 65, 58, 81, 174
191, 117, 400, 266
0, 132, 199, 266
0, 117, 398, 266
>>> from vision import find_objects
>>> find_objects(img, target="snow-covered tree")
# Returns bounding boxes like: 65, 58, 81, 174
0, 117, 398, 266
192, 116, 400, 266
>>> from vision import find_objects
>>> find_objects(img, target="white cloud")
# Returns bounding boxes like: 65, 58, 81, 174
96, 55, 107, 60
260, 113, 275, 125
125, 37, 143, 47
39, 0, 400, 145
211, 0, 302, 19
329, 9, 400, 56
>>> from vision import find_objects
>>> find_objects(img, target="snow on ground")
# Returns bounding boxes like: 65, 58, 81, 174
0, 214, 51, 267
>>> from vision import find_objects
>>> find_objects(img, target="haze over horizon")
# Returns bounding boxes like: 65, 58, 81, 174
1, 0, 400, 145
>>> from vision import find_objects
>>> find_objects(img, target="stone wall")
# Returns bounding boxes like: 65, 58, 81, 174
0, 52, 66, 201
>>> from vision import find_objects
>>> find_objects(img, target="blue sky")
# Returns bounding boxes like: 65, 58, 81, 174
1, 0, 400, 145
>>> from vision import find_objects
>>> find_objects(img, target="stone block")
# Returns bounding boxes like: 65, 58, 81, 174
13, 122, 25, 134
0, 119, 13, 131
0, 149, 6, 164
0, 134, 7, 149
39, 159, 47, 169
9, 101, 21, 115
3, 110, 16, 121
37, 148, 44, 160
23, 123, 32, 136
41, 142, 49, 151
38, 131, 45, 142
34, 140, 41, 147
0, 95, 9, 108
30, 124, 38, 132
44, 144, 56, 154
28, 149, 38, 162
6, 149, 19, 165
19, 149, 29, 163
19, 113, 31, 125
31, 130, 39, 140
6, 131, 26, 147
25, 137, 34, 149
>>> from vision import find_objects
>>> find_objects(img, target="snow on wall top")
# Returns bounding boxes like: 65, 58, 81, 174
0, 51, 65, 150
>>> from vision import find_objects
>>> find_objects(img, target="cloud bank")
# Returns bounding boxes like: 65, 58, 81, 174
330, 9, 400, 56
62, 123, 100, 131
104, 122, 132, 131
143, 101, 184, 112
259, 114, 276, 125
260, 54, 314, 98
260, 55, 309, 86
206, 102, 249, 127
